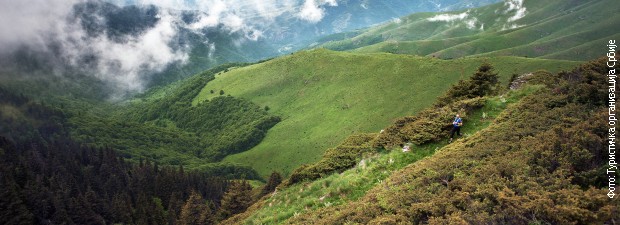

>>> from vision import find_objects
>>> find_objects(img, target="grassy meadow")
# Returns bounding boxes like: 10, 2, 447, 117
223, 84, 543, 224
193, 49, 579, 177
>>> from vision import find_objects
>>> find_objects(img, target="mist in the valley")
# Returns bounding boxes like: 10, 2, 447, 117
0, 0, 511, 99
0, 0, 339, 98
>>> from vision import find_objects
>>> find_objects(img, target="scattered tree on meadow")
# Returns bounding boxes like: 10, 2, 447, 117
436, 62, 499, 106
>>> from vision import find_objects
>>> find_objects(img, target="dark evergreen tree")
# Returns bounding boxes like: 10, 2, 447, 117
218, 180, 253, 220
166, 191, 184, 225
111, 193, 133, 224
178, 190, 212, 225
436, 62, 499, 106
468, 62, 499, 97
0, 176, 35, 225
260, 171, 282, 196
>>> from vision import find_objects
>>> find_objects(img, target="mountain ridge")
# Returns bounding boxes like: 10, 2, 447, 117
321, 0, 620, 61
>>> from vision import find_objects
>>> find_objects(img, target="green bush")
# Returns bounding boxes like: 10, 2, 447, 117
288, 134, 378, 184
374, 97, 486, 148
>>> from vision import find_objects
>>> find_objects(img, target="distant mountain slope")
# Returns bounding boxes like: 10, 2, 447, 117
262, 0, 500, 46
192, 49, 580, 177
320, 0, 620, 61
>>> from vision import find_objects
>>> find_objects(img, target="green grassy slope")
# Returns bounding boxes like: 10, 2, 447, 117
326, 0, 620, 61
193, 49, 579, 177
282, 58, 617, 224
222, 84, 541, 224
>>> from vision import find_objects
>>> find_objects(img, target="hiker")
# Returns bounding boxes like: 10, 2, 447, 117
449, 114, 462, 142
402, 144, 411, 152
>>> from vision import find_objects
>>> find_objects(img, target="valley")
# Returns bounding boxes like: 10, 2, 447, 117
0, 0, 618, 224
194, 49, 579, 177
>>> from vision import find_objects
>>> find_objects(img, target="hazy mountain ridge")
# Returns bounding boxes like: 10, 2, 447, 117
319, 0, 620, 61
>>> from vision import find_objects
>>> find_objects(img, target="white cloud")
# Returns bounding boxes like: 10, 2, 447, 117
298, 0, 338, 23
427, 11, 469, 22
0, 0, 79, 52
0, 0, 189, 96
62, 11, 189, 94
465, 18, 477, 29
176, 0, 338, 38
188, 0, 228, 29
426, 10, 481, 30
137, 0, 188, 9
504, 0, 526, 22
0, 0, 341, 96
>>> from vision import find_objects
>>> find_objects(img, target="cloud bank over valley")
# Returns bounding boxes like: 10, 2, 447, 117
0, 0, 341, 96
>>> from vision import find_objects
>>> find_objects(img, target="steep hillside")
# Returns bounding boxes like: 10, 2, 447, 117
321, 0, 620, 61
225, 56, 618, 225
282, 57, 617, 224
193, 49, 580, 177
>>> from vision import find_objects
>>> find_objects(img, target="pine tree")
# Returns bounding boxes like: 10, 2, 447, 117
111, 193, 133, 224
218, 180, 253, 220
0, 176, 35, 225
436, 63, 499, 106
167, 192, 184, 225
178, 190, 211, 225
468, 62, 499, 97
260, 172, 282, 196
150, 197, 168, 225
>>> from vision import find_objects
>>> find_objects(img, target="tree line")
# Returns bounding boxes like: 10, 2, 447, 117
0, 86, 275, 224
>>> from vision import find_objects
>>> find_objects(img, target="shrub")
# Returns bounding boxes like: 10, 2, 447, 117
287, 134, 378, 184
374, 97, 486, 148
